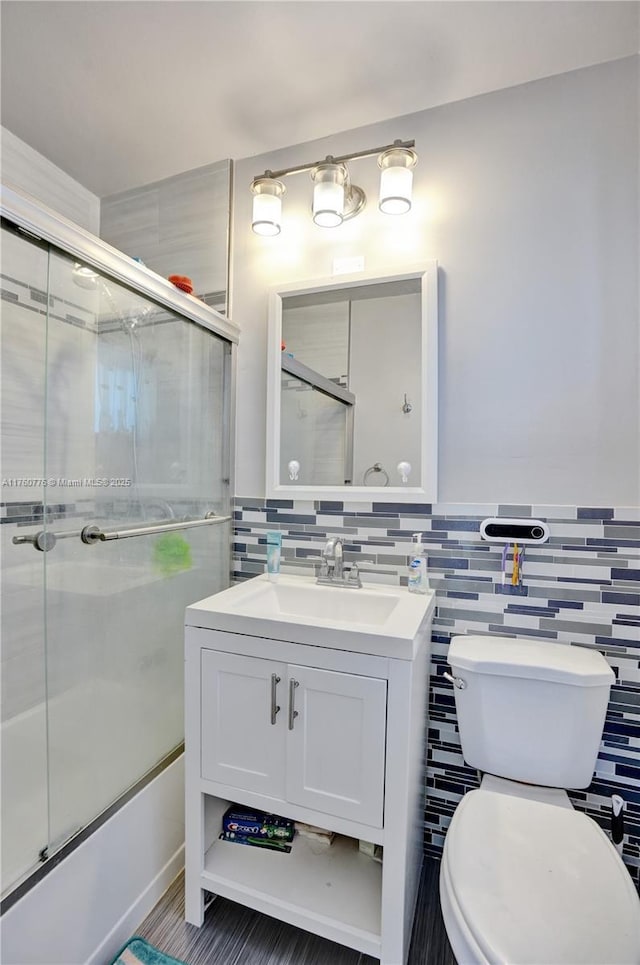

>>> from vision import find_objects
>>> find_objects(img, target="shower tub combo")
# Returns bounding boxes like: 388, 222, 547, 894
0, 185, 237, 962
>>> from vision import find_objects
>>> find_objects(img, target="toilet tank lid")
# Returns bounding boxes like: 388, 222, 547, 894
448, 636, 615, 687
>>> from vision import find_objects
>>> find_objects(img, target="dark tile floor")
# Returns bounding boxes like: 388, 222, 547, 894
137, 859, 455, 965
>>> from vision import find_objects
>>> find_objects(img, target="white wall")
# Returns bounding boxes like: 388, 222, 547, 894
1, 127, 100, 234
231, 56, 639, 506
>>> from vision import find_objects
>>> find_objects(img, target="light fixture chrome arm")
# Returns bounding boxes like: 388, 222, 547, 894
254, 138, 416, 182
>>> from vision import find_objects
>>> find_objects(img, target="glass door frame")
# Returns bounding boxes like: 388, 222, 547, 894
0, 184, 239, 346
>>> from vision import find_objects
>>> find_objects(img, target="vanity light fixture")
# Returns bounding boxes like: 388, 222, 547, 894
250, 138, 416, 235
378, 144, 418, 214
251, 176, 285, 236
311, 162, 346, 227
311, 162, 367, 227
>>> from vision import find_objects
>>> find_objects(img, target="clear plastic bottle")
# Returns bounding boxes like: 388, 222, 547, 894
408, 532, 429, 594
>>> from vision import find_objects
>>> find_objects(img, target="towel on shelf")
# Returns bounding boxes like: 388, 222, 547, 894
294, 822, 335, 853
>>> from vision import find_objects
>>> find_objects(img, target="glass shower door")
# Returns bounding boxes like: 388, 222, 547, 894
2, 212, 233, 899
0, 222, 50, 894
42, 248, 232, 851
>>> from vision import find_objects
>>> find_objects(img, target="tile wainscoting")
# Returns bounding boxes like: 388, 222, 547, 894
232, 497, 640, 882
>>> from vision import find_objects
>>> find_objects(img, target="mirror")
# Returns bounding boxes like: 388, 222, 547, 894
266, 263, 438, 501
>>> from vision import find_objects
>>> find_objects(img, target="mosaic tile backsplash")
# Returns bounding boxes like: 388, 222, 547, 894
233, 497, 640, 881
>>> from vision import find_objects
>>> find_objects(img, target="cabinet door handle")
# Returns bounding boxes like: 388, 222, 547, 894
288, 678, 299, 730
270, 674, 281, 725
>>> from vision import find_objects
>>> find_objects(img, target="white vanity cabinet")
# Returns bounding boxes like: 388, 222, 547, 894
184, 575, 435, 965
201, 650, 387, 825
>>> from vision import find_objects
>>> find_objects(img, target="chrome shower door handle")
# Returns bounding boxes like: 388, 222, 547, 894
13, 512, 231, 553
288, 678, 299, 730
12, 530, 58, 552
80, 512, 230, 543
270, 673, 281, 725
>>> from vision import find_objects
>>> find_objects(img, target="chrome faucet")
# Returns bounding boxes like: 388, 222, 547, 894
323, 536, 344, 580
316, 537, 362, 589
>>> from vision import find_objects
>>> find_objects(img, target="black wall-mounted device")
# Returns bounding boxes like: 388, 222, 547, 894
480, 517, 550, 544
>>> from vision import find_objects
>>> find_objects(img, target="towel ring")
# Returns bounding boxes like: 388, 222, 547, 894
363, 462, 389, 486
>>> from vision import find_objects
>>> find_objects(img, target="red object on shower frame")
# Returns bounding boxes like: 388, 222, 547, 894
168, 274, 194, 294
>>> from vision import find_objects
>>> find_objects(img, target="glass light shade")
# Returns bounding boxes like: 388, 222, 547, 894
251, 177, 285, 236
378, 146, 417, 215
379, 167, 413, 214
311, 163, 346, 227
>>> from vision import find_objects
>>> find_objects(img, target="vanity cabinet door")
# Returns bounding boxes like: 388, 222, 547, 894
200, 650, 287, 798
285, 665, 387, 827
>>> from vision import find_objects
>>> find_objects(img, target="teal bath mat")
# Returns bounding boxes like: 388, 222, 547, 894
110, 937, 187, 965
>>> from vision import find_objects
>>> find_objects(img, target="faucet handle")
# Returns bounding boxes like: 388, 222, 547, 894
307, 555, 329, 578
347, 562, 362, 587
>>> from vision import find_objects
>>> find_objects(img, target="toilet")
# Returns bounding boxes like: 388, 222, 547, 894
440, 635, 640, 965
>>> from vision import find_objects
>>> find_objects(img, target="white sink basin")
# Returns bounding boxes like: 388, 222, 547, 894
234, 580, 399, 625
185, 573, 435, 659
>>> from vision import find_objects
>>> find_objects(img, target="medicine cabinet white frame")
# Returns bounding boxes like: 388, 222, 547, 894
266, 262, 438, 502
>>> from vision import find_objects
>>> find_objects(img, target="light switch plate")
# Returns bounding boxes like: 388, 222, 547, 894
332, 256, 365, 275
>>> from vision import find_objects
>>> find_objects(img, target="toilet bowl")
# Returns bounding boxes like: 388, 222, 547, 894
440, 776, 640, 965
440, 636, 640, 965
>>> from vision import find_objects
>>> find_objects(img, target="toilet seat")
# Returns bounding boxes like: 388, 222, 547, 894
440, 784, 640, 965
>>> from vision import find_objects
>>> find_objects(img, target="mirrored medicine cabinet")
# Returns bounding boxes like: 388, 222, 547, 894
266, 263, 438, 502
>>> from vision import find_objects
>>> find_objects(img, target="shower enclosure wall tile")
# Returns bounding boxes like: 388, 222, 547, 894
1, 304, 47, 484
1, 127, 100, 234
100, 160, 231, 311
1, 245, 100, 509
99, 187, 161, 271
1, 652, 46, 722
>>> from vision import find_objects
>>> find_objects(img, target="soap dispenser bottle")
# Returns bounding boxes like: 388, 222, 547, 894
408, 532, 429, 594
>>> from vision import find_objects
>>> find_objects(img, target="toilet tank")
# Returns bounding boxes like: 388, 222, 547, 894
448, 636, 615, 788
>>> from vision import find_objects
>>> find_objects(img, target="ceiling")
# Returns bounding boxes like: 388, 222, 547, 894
1, 1, 638, 198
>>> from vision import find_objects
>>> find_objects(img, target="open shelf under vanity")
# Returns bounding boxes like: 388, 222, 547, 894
200, 796, 383, 957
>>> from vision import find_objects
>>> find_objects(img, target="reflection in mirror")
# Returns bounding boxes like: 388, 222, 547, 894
280, 365, 353, 485
267, 265, 438, 501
